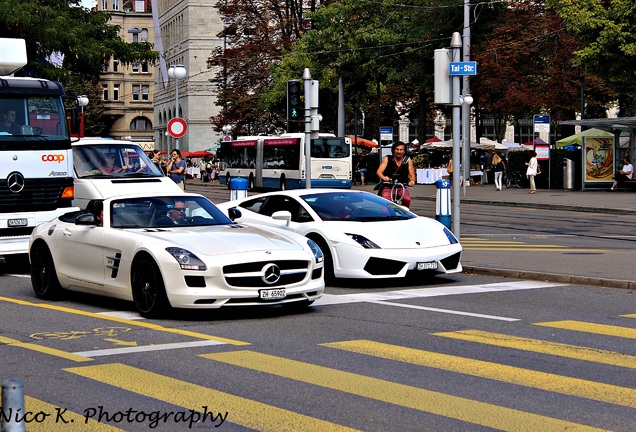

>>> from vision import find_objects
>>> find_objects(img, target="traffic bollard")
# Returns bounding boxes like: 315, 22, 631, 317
229, 177, 248, 201
2, 378, 26, 432
435, 178, 451, 229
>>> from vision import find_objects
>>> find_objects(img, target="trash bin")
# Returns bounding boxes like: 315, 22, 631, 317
435, 178, 451, 229
563, 158, 575, 191
229, 177, 248, 201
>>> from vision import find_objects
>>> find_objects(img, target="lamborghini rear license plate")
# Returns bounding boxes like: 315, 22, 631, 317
259, 288, 286, 300
417, 261, 438, 271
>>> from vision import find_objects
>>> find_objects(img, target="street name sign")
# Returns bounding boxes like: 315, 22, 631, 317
449, 62, 478, 76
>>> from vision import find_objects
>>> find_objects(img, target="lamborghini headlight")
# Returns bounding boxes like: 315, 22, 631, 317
165, 247, 207, 270
346, 233, 381, 249
307, 239, 324, 263
443, 227, 459, 244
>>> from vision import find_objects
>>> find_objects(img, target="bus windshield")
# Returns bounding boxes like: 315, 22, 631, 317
311, 137, 351, 159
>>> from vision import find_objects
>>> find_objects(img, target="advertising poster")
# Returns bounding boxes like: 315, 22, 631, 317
584, 137, 614, 182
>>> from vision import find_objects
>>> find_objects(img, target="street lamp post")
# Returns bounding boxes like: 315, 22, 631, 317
77, 95, 89, 138
168, 64, 187, 150
222, 124, 231, 141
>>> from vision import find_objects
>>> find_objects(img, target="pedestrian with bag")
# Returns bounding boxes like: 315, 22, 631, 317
166, 149, 187, 190
525, 150, 538, 194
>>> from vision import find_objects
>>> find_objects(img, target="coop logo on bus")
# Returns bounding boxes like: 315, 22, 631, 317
42, 154, 65, 163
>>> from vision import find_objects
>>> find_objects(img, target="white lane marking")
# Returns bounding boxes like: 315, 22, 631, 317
368, 300, 519, 321
4, 273, 30, 278
73, 340, 227, 357
97, 311, 144, 320
315, 281, 564, 306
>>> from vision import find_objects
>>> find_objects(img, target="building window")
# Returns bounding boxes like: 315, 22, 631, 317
102, 0, 107, 10
113, 84, 120, 101
130, 116, 152, 131
132, 85, 140, 101
113, 59, 119, 72
132, 63, 140, 73
140, 28, 148, 43
132, 85, 150, 101
102, 84, 108, 101
132, 32, 138, 43
141, 62, 149, 73
113, 0, 119, 10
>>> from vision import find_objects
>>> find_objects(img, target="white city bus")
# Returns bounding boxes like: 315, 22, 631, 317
218, 133, 352, 190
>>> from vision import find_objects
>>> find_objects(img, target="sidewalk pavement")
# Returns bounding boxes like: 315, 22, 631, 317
353, 181, 636, 215
195, 180, 635, 290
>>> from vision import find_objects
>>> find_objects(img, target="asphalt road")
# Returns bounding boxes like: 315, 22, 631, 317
1, 184, 635, 430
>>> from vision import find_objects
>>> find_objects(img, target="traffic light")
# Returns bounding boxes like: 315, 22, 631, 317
287, 80, 302, 122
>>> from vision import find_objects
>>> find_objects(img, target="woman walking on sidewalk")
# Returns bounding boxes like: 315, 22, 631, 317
525, 150, 538, 194
492, 152, 505, 191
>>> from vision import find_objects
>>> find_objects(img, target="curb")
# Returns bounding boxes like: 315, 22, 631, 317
414, 196, 634, 216
464, 266, 636, 290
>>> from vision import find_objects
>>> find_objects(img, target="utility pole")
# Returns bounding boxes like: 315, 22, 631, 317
451, 32, 462, 238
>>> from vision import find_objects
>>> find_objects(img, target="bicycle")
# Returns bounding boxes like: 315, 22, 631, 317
504, 170, 524, 189
375, 179, 413, 207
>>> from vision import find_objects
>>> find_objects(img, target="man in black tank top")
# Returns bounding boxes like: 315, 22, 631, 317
376, 141, 417, 207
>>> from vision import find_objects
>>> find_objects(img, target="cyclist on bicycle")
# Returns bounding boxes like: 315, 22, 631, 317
376, 141, 416, 207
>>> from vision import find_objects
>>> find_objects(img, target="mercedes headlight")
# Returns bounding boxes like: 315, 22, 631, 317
166, 247, 207, 270
307, 239, 324, 263
346, 233, 381, 249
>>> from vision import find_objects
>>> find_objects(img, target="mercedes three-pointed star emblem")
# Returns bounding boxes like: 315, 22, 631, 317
262, 263, 281, 285
7, 172, 25, 194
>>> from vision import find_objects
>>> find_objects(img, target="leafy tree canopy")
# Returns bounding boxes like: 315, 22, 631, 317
548, 0, 636, 115
0, 1, 157, 83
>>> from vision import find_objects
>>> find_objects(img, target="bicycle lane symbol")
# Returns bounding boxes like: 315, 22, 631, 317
30, 327, 133, 345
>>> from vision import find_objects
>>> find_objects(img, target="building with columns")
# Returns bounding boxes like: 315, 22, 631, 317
152, 0, 224, 153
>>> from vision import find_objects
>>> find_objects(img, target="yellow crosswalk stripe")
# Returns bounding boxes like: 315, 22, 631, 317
0, 335, 92, 362
620, 313, 636, 319
64, 363, 357, 432
22, 396, 124, 431
201, 350, 604, 431
536, 320, 636, 339
433, 330, 636, 369
322, 340, 636, 409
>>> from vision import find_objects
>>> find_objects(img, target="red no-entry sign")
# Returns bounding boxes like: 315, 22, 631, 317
167, 117, 187, 138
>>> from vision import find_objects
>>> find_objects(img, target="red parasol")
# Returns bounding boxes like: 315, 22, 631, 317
346, 135, 378, 148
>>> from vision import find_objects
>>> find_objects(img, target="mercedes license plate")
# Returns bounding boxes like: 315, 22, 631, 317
259, 288, 286, 300
417, 261, 438, 271
8, 218, 28, 227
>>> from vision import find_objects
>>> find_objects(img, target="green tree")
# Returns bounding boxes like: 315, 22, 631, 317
269, 0, 462, 139
207, 0, 313, 137
548, 0, 636, 116
0, 0, 158, 134
471, 0, 616, 141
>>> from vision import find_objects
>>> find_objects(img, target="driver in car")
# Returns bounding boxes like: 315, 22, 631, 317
156, 199, 188, 225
